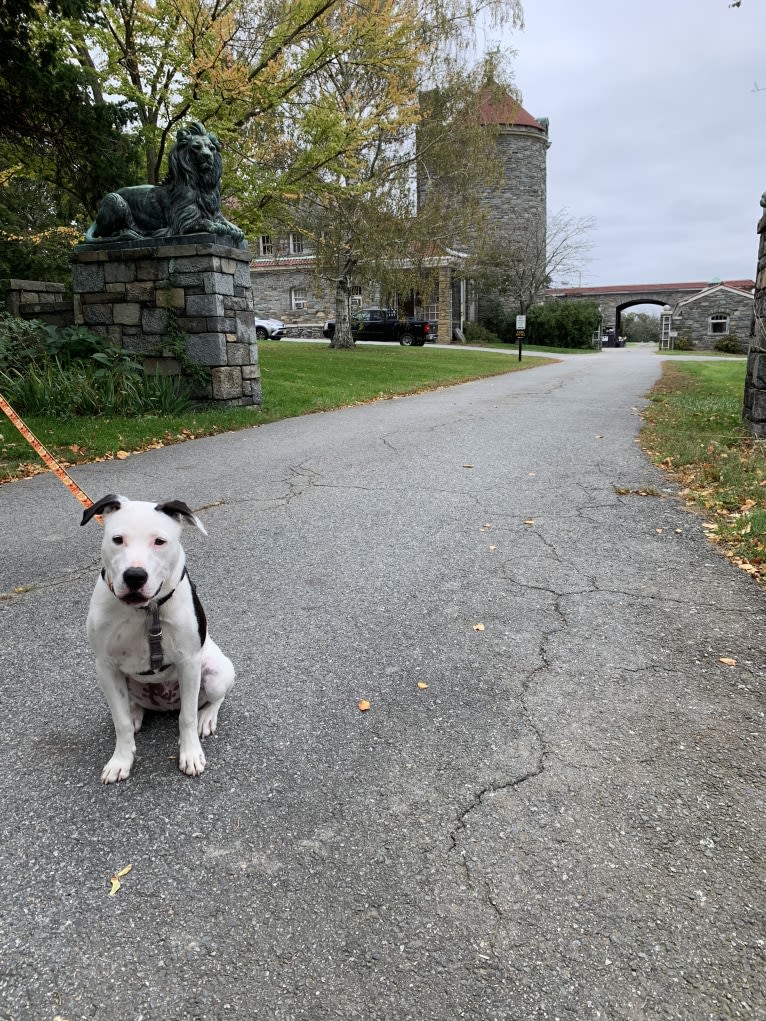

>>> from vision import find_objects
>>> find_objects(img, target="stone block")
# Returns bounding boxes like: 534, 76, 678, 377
105, 283, 127, 296
83, 304, 113, 326
156, 287, 185, 308
142, 307, 169, 333
113, 303, 142, 326
187, 293, 225, 317
123, 334, 164, 355
225, 342, 249, 365
224, 296, 249, 313
241, 364, 261, 380
135, 260, 164, 281
185, 333, 227, 366
172, 272, 205, 289
747, 389, 766, 421
177, 317, 209, 334
170, 255, 221, 274
202, 271, 234, 296
126, 281, 156, 302
104, 262, 137, 284
72, 263, 105, 292
235, 262, 252, 287
211, 366, 243, 400
215, 317, 238, 334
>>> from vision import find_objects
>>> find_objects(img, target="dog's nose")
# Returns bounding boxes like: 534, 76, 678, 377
123, 567, 149, 591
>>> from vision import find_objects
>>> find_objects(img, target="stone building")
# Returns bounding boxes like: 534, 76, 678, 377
664, 282, 753, 350
250, 88, 549, 336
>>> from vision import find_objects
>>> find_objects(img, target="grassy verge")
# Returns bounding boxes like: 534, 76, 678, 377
0, 341, 553, 483
640, 359, 766, 584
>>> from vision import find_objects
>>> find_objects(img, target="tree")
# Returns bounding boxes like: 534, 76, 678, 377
0, 0, 139, 214
622, 311, 660, 344
473, 207, 595, 316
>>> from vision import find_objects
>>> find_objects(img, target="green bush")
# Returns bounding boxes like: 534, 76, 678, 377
464, 322, 502, 345
480, 300, 513, 342
0, 359, 190, 416
713, 335, 742, 354
674, 335, 695, 351
0, 315, 192, 416
527, 300, 600, 348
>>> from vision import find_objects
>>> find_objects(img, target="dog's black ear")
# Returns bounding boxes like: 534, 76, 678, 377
155, 500, 208, 535
81, 494, 121, 526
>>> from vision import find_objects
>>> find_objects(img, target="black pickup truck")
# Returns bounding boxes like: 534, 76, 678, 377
322, 308, 433, 346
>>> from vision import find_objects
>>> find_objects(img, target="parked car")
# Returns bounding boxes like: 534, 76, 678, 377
322, 308, 432, 346
253, 311, 286, 339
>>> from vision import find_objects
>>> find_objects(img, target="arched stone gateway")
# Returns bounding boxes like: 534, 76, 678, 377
546, 280, 754, 349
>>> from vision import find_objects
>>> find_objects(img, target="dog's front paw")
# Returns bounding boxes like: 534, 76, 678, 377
179, 741, 206, 777
101, 755, 133, 784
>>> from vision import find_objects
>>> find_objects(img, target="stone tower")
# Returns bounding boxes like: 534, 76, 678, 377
476, 88, 550, 317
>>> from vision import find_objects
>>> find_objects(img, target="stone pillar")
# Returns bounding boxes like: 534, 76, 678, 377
743, 202, 766, 437
71, 234, 261, 408
438, 265, 452, 343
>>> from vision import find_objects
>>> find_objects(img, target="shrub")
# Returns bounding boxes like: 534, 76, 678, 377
0, 316, 192, 416
713, 335, 742, 354
464, 322, 502, 345
527, 300, 600, 348
674, 335, 695, 351
480, 300, 512, 342
0, 359, 190, 417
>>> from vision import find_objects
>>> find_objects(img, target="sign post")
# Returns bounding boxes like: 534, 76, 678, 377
515, 314, 526, 362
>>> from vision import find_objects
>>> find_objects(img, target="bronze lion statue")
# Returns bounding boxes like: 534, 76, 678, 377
85, 121, 245, 244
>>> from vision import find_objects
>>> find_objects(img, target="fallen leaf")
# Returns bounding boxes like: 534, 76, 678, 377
655, 528, 663, 534
417, 682, 429, 690
528, 472, 536, 477
115, 450, 130, 460
489, 545, 497, 551
358, 699, 371, 712
719, 657, 737, 667
595, 434, 604, 439
463, 463, 474, 469
523, 519, 535, 526
108, 863, 133, 896
473, 623, 485, 632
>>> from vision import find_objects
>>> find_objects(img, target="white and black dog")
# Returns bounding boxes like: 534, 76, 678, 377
82, 494, 235, 784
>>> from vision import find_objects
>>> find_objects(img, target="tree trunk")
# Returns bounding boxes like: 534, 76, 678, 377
330, 277, 355, 349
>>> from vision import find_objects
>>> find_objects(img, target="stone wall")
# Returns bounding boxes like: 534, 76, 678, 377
72, 235, 260, 407
671, 289, 752, 351
743, 209, 766, 437
1, 278, 73, 327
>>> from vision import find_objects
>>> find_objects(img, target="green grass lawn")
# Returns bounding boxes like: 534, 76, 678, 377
641, 359, 766, 583
0, 341, 554, 483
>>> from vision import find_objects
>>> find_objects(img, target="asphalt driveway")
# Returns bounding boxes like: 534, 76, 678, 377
0, 346, 763, 1020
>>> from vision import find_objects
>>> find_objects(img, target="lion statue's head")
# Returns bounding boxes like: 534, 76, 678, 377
166, 120, 223, 196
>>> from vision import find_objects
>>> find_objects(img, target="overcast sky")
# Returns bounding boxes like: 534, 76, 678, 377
492, 0, 766, 289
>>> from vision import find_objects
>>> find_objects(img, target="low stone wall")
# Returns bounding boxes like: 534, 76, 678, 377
72, 234, 261, 407
1, 278, 74, 327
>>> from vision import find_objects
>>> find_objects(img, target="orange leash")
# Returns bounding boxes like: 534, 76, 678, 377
0, 391, 94, 511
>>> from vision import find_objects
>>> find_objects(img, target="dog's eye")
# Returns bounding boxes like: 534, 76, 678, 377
154, 537, 167, 546
112, 535, 124, 545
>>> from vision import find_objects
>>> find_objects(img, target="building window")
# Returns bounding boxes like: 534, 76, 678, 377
291, 287, 308, 310
259, 235, 273, 256
709, 313, 729, 335
289, 233, 304, 255
350, 285, 363, 308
